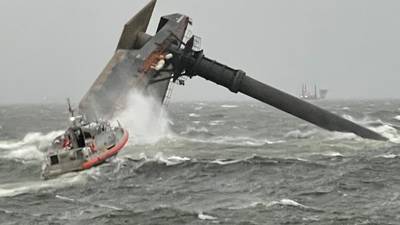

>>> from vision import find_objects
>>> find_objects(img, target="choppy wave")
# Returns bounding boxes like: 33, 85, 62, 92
3, 101, 400, 224
0, 131, 63, 162
184, 135, 285, 146
370, 124, 400, 143
0, 172, 88, 198
0, 131, 62, 150
131, 154, 321, 173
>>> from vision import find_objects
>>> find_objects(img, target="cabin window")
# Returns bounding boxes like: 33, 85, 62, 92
50, 155, 59, 165
76, 149, 84, 160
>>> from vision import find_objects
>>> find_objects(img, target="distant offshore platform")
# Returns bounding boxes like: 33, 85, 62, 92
300, 84, 328, 100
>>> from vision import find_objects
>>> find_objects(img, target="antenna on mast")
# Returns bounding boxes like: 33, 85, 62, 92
314, 84, 317, 98
67, 98, 74, 117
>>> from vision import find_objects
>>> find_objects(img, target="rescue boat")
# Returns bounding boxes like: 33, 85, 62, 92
41, 112, 128, 179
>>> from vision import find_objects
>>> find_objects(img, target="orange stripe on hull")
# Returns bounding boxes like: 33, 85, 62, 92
81, 129, 129, 170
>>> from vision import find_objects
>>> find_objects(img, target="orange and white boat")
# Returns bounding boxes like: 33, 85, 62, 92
41, 109, 128, 179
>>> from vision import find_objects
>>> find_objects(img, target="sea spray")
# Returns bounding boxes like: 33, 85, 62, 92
0, 131, 62, 150
341, 114, 400, 143
113, 92, 173, 145
0, 131, 63, 162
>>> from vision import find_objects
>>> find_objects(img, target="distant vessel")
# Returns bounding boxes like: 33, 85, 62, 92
300, 84, 328, 100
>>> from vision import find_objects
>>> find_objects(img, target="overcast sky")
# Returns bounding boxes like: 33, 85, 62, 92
0, 0, 399, 104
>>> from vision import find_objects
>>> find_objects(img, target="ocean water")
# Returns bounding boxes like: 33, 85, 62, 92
1, 100, 400, 225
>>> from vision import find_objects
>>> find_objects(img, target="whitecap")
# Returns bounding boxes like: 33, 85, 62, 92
198, 212, 217, 220
394, 115, 400, 121
211, 159, 243, 165
209, 120, 224, 126
342, 114, 355, 121
321, 152, 344, 157
0, 131, 63, 150
153, 152, 191, 166
167, 155, 191, 162
376, 154, 398, 159
370, 124, 400, 143
330, 115, 400, 143
267, 199, 308, 208
0, 131, 65, 162
56, 194, 76, 202
3, 145, 43, 161
186, 136, 284, 146
189, 113, 200, 118
194, 106, 203, 111
221, 104, 238, 108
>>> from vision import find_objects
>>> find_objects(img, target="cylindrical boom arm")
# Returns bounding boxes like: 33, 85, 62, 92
169, 47, 387, 141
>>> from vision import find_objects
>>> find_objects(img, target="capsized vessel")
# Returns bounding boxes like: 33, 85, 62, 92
77, 0, 386, 141
41, 102, 128, 179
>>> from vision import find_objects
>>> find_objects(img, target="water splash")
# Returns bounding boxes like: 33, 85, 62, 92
0, 131, 62, 150
0, 131, 63, 161
342, 114, 400, 143
113, 92, 173, 145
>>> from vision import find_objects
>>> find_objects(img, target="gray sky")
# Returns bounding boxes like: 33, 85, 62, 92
0, 0, 399, 104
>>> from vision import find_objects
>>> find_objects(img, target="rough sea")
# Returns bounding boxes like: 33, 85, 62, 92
1, 99, 400, 225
